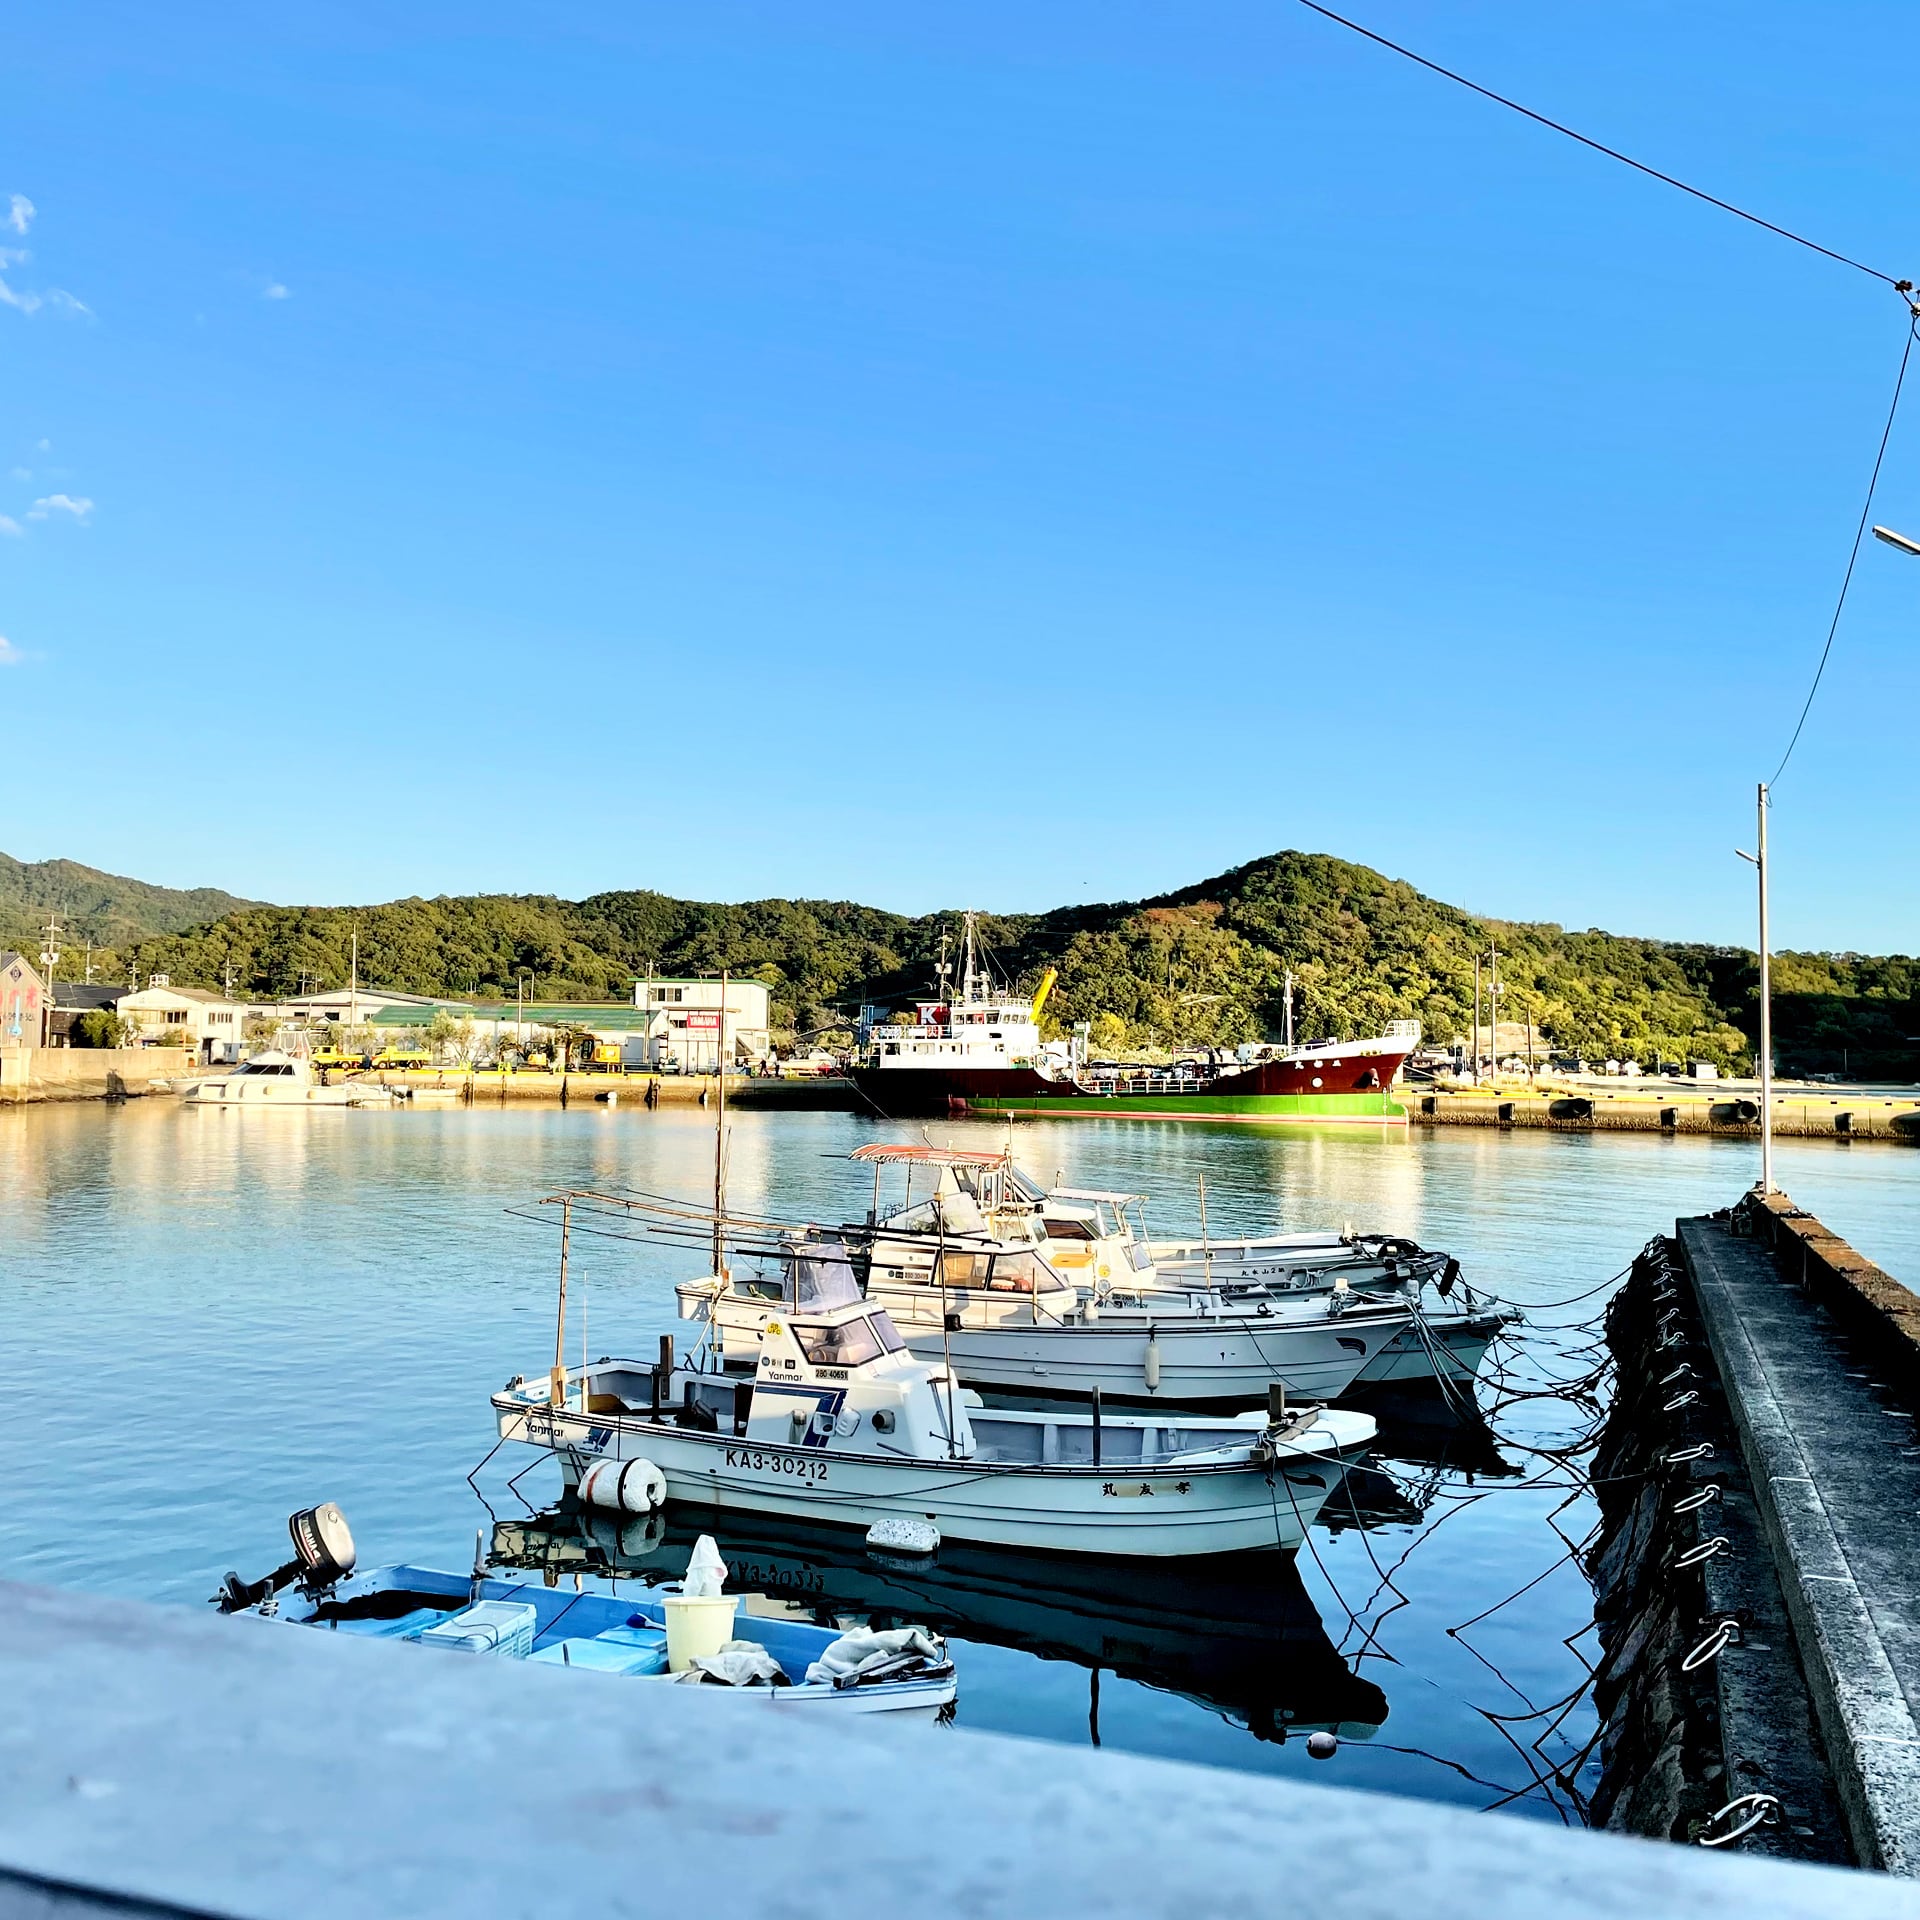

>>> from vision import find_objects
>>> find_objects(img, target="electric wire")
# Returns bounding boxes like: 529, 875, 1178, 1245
1770, 309, 1920, 784
1293, 0, 1909, 291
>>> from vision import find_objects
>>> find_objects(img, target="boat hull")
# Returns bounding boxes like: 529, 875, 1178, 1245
1350, 1312, 1508, 1386
494, 1398, 1367, 1557
889, 1306, 1409, 1405
960, 1087, 1407, 1125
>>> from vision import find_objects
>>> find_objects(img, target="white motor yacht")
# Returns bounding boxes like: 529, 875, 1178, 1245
180, 1050, 399, 1108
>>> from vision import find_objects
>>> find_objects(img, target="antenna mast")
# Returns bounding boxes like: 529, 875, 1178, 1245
711, 968, 731, 1278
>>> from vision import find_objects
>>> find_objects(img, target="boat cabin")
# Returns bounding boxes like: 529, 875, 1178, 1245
573, 1257, 977, 1461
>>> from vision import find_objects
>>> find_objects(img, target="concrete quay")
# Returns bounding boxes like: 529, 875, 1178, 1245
0, 1574, 1903, 1920
1411, 1083, 1920, 1143
1680, 1199, 1920, 1873
383, 1068, 856, 1110
0, 1046, 192, 1104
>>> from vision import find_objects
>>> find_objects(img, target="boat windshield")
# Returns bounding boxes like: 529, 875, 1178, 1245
935, 1247, 1046, 1293
791, 1315, 894, 1368
784, 1240, 862, 1312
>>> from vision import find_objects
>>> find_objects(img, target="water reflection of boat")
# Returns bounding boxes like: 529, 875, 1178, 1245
1357, 1389, 1524, 1477
490, 1505, 1388, 1743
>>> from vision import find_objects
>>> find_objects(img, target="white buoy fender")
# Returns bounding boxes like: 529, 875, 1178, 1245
867, 1516, 939, 1555
1143, 1335, 1162, 1392
579, 1456, 666, 1516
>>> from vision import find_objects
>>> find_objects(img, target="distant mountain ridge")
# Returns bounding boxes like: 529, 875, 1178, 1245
60, 847, 1920, 1080
0, 853, 263, 954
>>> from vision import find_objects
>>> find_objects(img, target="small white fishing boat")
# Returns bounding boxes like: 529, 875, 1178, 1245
216, 1505, 956, 1717
181, 1050, 398, 1108
844, 1146, 1517, 1391
497, 1259, 1375, 1557
681, 1233, 1426, 1406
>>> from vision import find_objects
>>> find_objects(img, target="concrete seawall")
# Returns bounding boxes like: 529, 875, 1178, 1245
1589, 1192, 1920, 1872
382, 1070, 858, 1110
0, 1047, 192, 1104
1410, 1087, 1920, 1143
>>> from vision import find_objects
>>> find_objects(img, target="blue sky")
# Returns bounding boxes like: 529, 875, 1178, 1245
4, 2, 1918, 950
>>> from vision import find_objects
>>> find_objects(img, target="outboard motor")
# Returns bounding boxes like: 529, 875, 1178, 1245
216, 1503, 357, 1613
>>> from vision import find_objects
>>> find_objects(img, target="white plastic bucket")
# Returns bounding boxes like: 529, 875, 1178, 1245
663, 1593, 738, 1672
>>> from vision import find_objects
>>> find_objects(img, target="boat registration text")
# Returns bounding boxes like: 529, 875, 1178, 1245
724, 1447, 829, 1481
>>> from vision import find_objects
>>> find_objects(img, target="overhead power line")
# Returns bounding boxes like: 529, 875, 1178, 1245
1296, 0, 1920, 777
1294, 0, 1910, 294
1770, 310, 1920, 785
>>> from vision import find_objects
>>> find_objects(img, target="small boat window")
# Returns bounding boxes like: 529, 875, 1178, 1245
1041, 1218, 1097, 1241
868, 1312, 906, 1355
791, 1318, 885, 1367
935, 1250, 987, 1287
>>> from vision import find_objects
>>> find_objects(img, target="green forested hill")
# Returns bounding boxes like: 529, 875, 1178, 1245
0, 853, 260, 957
107, 849, 1920, 1076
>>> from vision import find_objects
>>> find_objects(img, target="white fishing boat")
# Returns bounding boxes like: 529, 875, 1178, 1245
215, 1505, 956, 1717
681, 1231, 1424, 1406
180, 1050, 398, 1108
843, 1145, 1517, 1391
495, 1252, 1375, 1557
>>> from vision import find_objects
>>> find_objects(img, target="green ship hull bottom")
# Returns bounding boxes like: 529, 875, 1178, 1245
961, 1089, 1408, 1126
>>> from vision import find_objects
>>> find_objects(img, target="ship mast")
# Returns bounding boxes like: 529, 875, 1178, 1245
961, 911, 979, 1006
710, 968, 730, 1280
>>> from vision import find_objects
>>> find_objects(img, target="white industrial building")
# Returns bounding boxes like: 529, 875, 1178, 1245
118, 982, 254, 1064
632, 977, 771, 1072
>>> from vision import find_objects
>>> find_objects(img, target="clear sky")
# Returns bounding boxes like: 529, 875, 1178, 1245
4, 3, 1918, 949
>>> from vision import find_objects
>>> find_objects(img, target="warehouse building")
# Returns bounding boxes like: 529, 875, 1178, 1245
360, 978, 771, 1071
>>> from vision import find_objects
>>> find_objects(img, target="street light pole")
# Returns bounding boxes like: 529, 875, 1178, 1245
1756, 782, 1773, 1195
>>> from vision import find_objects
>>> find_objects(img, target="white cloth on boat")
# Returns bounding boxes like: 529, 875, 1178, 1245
675, 1640, 785, 1687
681, 1534, 729, 1598
803, 1625, 943, 1687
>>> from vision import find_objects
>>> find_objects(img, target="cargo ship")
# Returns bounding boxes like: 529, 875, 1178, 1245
849, 914, 1416, 1125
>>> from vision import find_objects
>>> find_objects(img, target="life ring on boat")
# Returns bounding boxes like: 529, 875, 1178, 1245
579, 1456, 667, 1516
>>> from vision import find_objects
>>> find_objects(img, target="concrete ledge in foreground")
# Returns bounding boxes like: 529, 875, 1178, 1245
0, 1578, 1906, 1920
1680, 1210, 1920, 1876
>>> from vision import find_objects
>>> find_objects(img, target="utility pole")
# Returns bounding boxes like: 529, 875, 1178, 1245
1283, 969, 1295, 1052
1738, 785, 1774, 1195
1472, 952, 1482, 1086
1489, 941, 1499, 1079
83, 941, 93, 986
349, 930, 360, 1028
38, 914, 61, 1048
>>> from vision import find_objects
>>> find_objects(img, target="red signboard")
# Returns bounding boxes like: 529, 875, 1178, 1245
685, 1012, 721, 1030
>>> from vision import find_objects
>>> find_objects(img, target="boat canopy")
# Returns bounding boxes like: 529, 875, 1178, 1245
1052, 1187, 1147, 1207
850, 1144, 1010, 1170
782, 1239, 863, 1311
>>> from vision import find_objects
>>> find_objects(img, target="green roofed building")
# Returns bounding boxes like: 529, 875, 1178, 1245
362, 977, 770, 1071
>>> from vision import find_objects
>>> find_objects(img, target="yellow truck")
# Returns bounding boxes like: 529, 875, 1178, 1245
372, 1044, 431, 1071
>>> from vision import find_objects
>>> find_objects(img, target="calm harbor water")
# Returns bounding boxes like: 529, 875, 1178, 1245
5, 1099, 1916, 1821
